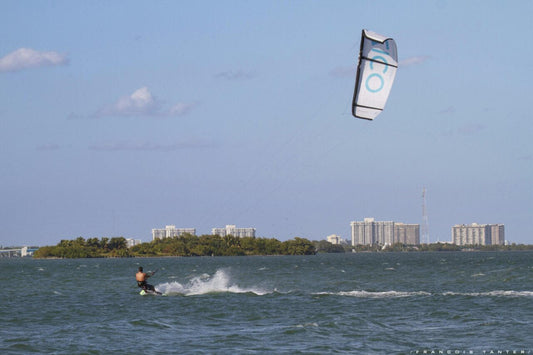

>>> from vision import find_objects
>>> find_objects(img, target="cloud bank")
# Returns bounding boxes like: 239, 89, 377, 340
0, 48, 68, 72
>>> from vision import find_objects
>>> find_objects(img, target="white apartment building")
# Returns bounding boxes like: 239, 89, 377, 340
351, 218, 420, 246
452, 223, 505, 246
126, 238, 142, 248
490, 224, 505, 245
152, 225, 196, 240
327, 234, 343, 245
212, 225, 255, 238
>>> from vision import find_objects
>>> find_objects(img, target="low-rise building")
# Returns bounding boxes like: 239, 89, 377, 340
327, 234, 347, 245
126, 238, 142, 248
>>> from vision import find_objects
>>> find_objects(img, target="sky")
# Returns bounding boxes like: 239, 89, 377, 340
1, 1, 532, 246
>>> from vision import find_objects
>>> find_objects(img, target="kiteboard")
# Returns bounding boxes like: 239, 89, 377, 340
140, 289, 162, 296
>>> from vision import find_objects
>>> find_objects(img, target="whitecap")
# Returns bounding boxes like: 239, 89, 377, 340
156, 269, 271, 296
295, 322, 318, 328
442, 290, 533, 298
315, 290, 431, 298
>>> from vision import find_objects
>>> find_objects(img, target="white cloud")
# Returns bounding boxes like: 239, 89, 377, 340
439, 106, 456, 114
98, 87, 158, 116
94, 87, 195, 118
399, 56, 430, 67
0, 48, 68, 72
457, 123, 485, 135
214, 69, 254, 80
89, 140, 213, 152
441, 122, 486, 137
329, 66, 354, 78
169, 102, 195, 116
36, 143, 61, 151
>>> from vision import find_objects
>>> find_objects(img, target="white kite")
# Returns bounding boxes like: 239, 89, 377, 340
352, 30, 398, 120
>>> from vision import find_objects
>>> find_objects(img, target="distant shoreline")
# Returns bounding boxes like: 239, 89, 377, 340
30, 247, 533, 260
9, 235, 531, 259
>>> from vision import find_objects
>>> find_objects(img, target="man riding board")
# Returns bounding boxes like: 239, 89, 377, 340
136, 266, 156, 292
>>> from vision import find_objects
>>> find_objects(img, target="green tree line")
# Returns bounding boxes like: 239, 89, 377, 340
33, 236, 533, 259
33, 236, 132, 258
132, 234, 316, 257
33, 234, 317, 258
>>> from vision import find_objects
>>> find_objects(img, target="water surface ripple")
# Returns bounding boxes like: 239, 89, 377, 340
1, 252, 532, 354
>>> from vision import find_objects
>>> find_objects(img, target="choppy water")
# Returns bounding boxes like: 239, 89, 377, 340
1, 252, 532, 354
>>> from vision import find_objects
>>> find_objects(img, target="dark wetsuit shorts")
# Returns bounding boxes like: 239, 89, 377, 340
138, 281, 154, 291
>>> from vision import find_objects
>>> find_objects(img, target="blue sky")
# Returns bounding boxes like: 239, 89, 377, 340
1, 1, 532, 246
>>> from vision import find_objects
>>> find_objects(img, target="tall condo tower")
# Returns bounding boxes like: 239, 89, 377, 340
422, 187, 429, 244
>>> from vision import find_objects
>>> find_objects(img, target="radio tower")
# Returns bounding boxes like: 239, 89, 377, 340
422, 187, 429, 244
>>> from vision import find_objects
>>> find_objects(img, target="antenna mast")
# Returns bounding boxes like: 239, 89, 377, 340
422, 187, 429, 244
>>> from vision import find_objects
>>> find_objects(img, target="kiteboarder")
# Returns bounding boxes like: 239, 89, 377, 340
136, 266, 156, 292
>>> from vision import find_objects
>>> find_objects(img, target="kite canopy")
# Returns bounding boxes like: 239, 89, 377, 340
352, 30, 398, 120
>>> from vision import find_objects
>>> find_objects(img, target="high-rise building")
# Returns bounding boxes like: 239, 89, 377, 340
490, 224, 505, 245
212, 225, 255, 238
395, 223, 420, 245
152, 225, 196, 240
452, 223, 505, 246
351, 218, 420, 246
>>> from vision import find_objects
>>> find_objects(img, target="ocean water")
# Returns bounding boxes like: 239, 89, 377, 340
1, 252, 532, 354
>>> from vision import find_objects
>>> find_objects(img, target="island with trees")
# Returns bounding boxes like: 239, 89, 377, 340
32, 234, 533, 259
33, 234, 317, 258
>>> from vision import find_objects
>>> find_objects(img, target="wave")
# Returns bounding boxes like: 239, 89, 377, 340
441, 290, 533, 297
315, 290, 533, 298
315, 290, 431, 298
295, 322, 319, 328
156, 269, 271, 296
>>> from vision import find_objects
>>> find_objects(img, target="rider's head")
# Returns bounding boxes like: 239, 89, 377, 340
138, 266, 143, 272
